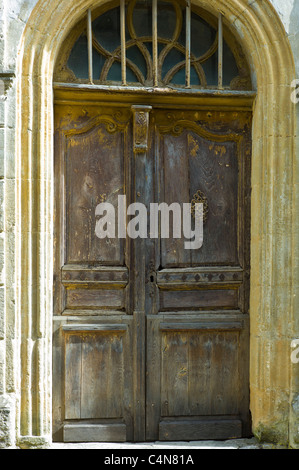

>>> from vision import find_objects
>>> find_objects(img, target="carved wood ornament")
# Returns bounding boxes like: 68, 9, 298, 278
131, 105, 152, 154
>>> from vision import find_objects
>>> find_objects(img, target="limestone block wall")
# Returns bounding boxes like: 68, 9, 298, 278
0, 0, 297, 449
256, 0, 299, 448
0, 0, 40, 448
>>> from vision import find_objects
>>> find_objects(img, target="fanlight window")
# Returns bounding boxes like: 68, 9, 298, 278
54, 0, 252, 91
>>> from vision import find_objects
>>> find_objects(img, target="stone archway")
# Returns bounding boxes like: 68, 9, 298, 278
15, 0, 297, 447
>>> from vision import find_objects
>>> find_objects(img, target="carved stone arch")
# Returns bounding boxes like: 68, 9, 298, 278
15, 0, 297, 447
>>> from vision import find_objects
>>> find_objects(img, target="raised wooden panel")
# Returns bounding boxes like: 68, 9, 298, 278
159, 130, 192, 267
65, 287, 125, 309
160, 329, 240, 417
159, 288, 240, 311
63, 423, 126, 443
188, 133, 239, 265
159, 321, 243, 331
62, 266, 129, 285
158, 127, 240, 267
65, 121, 126, 265
64, 329, 126, 419
53, 317, 134, 441
62, 324, 128, 332
159, 419, 242, 441
146, 314, 250, 441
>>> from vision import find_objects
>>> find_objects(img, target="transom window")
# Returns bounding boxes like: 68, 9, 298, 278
54, 0, 252, 91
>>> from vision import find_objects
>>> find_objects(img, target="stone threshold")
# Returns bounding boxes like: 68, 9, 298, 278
3, 437, 288, 449
49, 438, 263, 449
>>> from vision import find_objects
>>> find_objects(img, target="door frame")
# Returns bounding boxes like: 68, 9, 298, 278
52, 86, 253, 442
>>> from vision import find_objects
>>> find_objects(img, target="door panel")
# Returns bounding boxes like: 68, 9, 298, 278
159, 288, 240, 310
146, 108, 251, 441
64, 330, 125, 420
65, 123, 126, 265
159, 131, 192, 267
146, 314, 249, 440
188, 135, 239, 265
53, 105, 134, 442
160, 329, 240, 416
53, 101, 251, 442
157, 117, 241, 267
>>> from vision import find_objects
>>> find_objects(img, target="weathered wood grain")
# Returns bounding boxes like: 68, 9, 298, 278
159, 288, 239, 310
54, 102, 252, 442
63, 423, 126, 442
159, 419, 242, 441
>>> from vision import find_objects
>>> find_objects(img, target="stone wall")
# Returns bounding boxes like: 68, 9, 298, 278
0, 0, 41, 448
0, 0, 298, 448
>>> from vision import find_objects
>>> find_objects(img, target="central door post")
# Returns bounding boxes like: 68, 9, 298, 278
131, 105, 152, 441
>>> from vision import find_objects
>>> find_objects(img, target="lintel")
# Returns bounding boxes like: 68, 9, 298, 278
53, 82, 256, 110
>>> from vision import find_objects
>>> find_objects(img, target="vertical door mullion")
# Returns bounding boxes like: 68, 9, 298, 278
131, 105, 152, 441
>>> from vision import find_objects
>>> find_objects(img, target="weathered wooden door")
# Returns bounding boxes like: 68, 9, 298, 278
53, 95, 252, 442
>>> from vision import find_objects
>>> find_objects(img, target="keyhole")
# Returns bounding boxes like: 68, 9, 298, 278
150, 275, 155, 283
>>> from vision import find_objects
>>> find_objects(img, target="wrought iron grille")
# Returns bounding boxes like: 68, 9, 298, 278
55, 0, 251, 90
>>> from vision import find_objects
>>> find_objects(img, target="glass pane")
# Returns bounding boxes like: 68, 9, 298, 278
190, 12, 216, 58
126, 45, 147, 79
92, 50, 106, 81
144, 41, 152, 56
67, 35, 89, 79
157, 1, 177, 40
190, 65, 201, 86
133, 1, 152, 38
106, 61, 139, 83
93, 7, 121, 53
143, 41, 164, 56
107, 62, 122, 82
162, 47, 185, 82
170, 67, 185, 86
201, 55, 218, 87
126, 67, 139, 83
223, 41, 239, 86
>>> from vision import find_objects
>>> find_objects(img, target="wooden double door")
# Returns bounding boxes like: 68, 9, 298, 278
53, 94, 252, 442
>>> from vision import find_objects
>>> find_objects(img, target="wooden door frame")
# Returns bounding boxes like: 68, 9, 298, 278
53, 88, 254, 442
14, 0, 297, 448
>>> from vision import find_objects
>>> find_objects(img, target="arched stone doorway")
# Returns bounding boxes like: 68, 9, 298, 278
52, 0, 253, 443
